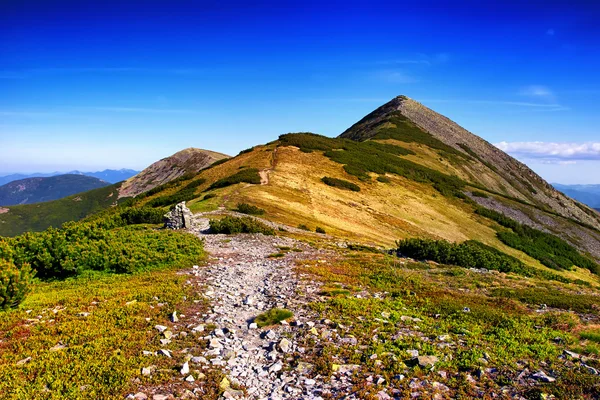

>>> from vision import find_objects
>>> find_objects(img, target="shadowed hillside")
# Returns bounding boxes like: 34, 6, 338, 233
0, 174, 109, 206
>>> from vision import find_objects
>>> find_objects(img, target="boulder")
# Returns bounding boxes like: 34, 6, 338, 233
164, 202, 193, 229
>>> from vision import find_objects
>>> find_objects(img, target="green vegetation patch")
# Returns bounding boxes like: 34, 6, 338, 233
372, 113, 467, 161
0, 264, 213, 398
279, 133, 467, 198
471, 190, 489, 198
208, 168, 261, 190
296, 252, 600, 397
580, 329, 600, 344
396, 238, 528, 275
0, 259, 34, 310
1, 222, 204, 281
491, 287, 599, 314
395, 238, 571, 283
476, 207, 599, 274
254, 308, 293, 327
209, 216, 274, 235
146, 178, 206, 208
321, 176, 360, 192
235, 203, 265, 215
0, 184, 126, 237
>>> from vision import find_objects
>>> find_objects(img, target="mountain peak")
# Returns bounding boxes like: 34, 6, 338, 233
340, 96, 600, 230
119, 148, 230, 198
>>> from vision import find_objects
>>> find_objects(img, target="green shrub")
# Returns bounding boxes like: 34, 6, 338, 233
476, 207, 599, 274
580, 330, 600, 343
147, 180, 205, 208
377, 176, 391, 183
491, 287, 599, 313
209, 216, 274, 235
321, 177, 360, 192
208, 168, 261, 190
119, 207, 164, 225
254, 308, 293, 327
203, 193, 217, 200
347, 243, 381, 253
471, 190, 489, 198
268, 253, 285, 258
238, 147, 254, 155
298, 224, 310, 231
397, 238, 533, 277
0, 260, 34, 310
0, 220, 204, 280
315, 227, 326, 234
236, 203, 265, 215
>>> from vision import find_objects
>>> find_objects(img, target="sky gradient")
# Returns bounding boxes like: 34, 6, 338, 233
1, 1, 599, 183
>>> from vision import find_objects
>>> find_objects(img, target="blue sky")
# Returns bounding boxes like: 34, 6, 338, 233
1, 1, 599, 183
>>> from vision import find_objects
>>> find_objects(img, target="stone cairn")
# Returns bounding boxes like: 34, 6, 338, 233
164, 202, 193, 229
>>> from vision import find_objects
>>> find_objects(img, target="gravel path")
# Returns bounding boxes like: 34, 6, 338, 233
187, 216, 331, 399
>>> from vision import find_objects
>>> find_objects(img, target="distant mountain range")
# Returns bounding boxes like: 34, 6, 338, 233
0, 169, 139, 186
553, 183, 600, 209
0, 174, 111, 206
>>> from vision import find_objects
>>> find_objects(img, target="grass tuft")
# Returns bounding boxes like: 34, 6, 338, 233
254, 308, 293, 327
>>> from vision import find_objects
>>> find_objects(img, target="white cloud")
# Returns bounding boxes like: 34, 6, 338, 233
518, 85, 556, 102
495, 141, 600, 161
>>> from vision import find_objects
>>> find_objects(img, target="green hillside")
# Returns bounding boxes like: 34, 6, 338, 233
0, 183, 126, 236
0, 174, 110, 206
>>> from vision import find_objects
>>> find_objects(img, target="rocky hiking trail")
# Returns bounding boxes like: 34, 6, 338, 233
134, 212, 352, 400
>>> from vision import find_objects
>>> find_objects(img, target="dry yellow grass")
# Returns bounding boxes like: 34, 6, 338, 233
163, 144, 599, 286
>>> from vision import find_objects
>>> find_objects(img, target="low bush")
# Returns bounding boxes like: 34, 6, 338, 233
316, 227, 326, 234
377, 176, 391, 183
238, 147, 254, 155
491, 287, 599, 314
298, 224, 310, 231
580, 330, 600, 343
208, 168, 261, 190
254, 308, 293, 327
203, 193, 217, 200
146, 180, 206, 208
0, 209, 205, 281
471, 190, 489, 198
395, 238, 556, 279
0, 260, 34, 310
321, 177, 360, 192
476, 207, 599, 274
209, 216, 274, 235
236, 203, 265, 215
347, 243, 381, 253
119, 207, 164, 225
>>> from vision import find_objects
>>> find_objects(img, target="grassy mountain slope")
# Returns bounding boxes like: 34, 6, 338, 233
119, 148, 229, 198
340, 96, 600, 230
129, 137, 599, 286
0, 183, 124, 236
0, 174, 110, 206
